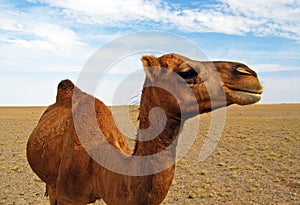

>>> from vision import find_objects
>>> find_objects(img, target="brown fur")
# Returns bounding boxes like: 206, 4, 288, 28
27, 53, 262, 204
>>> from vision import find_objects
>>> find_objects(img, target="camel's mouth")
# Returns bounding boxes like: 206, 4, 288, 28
224, 86, 263, 105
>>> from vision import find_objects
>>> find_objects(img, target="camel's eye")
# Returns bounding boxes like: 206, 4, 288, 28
177, 69, 198, 80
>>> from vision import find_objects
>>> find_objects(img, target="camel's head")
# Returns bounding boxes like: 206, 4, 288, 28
141, 53, 263, 118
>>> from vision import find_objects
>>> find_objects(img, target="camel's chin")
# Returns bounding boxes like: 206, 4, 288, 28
224, 87, 262, 105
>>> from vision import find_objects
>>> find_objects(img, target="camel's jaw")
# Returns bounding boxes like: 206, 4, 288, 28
224, 86, 263, 105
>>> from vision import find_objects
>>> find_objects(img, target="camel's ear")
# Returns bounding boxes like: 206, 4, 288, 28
141, 55, 161, 82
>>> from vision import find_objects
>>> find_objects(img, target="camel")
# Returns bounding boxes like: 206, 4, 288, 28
27, 53, 263, 205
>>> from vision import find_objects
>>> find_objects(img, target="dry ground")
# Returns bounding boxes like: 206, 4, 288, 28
0, 104, 299, 204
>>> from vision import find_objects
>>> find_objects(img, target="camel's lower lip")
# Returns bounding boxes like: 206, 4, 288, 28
224, 87, 262, 105
227, 87, 263, 95
230, 89, 262, 99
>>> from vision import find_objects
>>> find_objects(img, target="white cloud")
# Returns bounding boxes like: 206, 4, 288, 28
1, 29, 85, 52
175, 9, 261, 35
28, 0, 164, 26
219, 0, 300, 41
26, 0, 300, 42
0, 3, 95, 72
2, 0, 299, 52
0, 10, 87, 52
220, 0, 299, 22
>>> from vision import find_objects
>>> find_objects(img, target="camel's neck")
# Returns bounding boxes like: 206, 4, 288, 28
116, 87, 183, 204
95, 86, 184, 204
133, 114, 181, 157
133, 87, 183, 157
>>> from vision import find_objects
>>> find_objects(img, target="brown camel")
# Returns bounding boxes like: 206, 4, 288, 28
27, 53, 263, 205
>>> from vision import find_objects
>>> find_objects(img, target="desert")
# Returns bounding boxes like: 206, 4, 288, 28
0, 104, 299, 204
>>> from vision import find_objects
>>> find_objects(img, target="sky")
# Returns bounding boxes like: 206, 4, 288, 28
0, 0, 300, 105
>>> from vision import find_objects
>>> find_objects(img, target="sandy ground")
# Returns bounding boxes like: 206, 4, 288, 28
0, 104, 299, 204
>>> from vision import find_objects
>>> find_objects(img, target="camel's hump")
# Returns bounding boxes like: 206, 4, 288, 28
58, 79, 74, 90
56, 79, 76, 105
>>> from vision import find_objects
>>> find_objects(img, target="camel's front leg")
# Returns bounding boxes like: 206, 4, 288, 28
45, 184, 57, 205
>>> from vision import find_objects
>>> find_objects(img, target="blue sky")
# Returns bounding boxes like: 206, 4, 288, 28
0, 0, 299, 105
